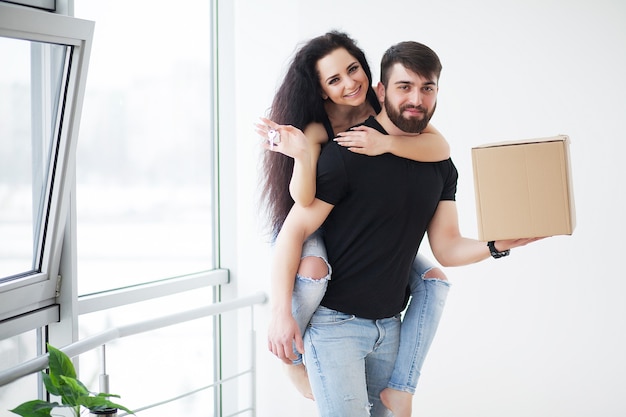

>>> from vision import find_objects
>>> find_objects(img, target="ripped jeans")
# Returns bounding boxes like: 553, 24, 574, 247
291, 230, 451, 395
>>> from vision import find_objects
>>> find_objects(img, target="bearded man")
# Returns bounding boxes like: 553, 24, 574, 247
268, 40, 539, 417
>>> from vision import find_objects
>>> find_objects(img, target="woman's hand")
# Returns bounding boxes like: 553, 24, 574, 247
334, 125, 392, 156
256, 117, 309, 160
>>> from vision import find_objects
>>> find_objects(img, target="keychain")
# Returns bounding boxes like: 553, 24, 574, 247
268, 129, 281, 149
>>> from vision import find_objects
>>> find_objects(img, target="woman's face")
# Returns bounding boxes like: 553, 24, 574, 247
316, 48, 370, 107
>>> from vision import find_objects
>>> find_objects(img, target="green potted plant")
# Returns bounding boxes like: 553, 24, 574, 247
10, 344, 134, 417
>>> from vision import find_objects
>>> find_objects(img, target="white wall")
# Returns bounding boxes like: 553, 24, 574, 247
227, 0, 626, 416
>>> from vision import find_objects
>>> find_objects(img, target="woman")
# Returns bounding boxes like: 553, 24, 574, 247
259, 31, 451, 417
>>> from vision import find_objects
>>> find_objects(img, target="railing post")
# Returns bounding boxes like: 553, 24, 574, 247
250, 306, 257, 417
212, 285, 222, 417
99, 344, 110, 394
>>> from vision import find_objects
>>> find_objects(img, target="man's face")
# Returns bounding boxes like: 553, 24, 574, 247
380, 63, 438, 134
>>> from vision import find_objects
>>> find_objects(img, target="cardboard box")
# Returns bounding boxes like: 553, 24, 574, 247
472, 135, 575, 241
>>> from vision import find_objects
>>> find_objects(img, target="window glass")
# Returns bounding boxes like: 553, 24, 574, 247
0, 37, 68, 282
0, 330, 39, 413
74, 1, 214, 295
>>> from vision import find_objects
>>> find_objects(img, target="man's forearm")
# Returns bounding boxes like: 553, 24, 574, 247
267, 200, 332, 362
431, 235, 542, 267
270, 221, 306, 315
432, 236, 491, 267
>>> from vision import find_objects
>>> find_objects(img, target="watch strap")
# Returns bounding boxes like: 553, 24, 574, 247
488, 241, 510, 259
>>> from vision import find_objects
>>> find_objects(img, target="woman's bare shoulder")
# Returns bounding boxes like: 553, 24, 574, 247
303, 122, 330, 145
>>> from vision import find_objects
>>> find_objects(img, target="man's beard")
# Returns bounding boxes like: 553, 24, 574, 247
385, 101, 436, 134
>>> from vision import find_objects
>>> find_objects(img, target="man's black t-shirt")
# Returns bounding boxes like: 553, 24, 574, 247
315, 116, 458, 319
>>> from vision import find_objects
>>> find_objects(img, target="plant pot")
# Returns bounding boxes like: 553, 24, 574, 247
89, 408, 118, 417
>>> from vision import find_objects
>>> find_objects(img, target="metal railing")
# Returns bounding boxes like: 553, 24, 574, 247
0, 291, 267, 416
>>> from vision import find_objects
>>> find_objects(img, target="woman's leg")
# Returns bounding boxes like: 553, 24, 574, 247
381, 253, 450, 416
288, 229, 331, 399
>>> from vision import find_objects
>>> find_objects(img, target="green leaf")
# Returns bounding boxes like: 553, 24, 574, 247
9, 399, 60, 417
46, 344, 76, 384
81, 396, 135, 415
96, 392, 121, 399
41, 372, 61, 397
59, 375, 90, 395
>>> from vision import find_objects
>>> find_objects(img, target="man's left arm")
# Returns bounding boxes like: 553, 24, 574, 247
268, 198, 333, 364
427, 201, 541, 267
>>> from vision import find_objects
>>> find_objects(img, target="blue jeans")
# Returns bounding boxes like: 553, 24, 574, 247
292, 231, 450, 393
304, 306, 400, 416
389, 256, 450, 393
291, 230, 331, 365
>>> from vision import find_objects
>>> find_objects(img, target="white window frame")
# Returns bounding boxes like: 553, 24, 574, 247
0, 4, 94, 339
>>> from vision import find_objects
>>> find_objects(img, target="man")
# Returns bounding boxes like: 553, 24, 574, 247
268, 41, 538, 416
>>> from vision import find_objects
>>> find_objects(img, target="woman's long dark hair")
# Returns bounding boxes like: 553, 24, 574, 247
260, 31, 378, 238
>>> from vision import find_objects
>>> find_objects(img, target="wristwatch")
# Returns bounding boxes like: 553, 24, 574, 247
488, 241, 510, 259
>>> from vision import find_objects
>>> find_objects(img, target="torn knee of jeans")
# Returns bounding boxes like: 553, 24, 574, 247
424, 267, 448, 282
298, 256, 331, 281
296, 273, 330, 283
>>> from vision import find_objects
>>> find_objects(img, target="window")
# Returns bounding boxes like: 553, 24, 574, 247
73, 0, 215, 296
0, 5, 94, 338
0, 37, 68, 280
71, 3, 221, 412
